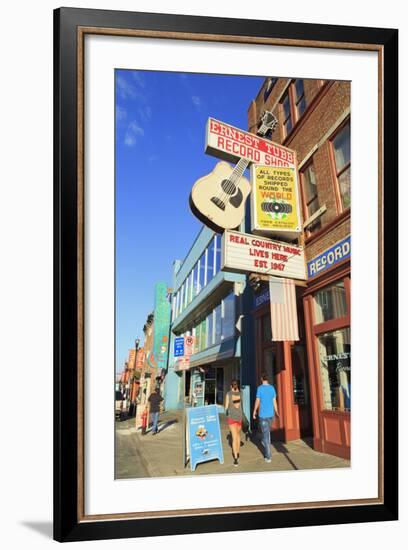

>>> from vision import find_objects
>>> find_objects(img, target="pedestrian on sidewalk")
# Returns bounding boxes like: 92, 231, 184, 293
225, 379, 243, 466
252, 373, 279, 463
148, 387, 163, 435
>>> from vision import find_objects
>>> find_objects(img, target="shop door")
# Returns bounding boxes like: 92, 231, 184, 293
292, 345, 312, 437
204, 379, 216, 405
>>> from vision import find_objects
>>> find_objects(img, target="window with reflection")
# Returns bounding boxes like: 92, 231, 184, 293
222, 292, 235, 340
292, 345, 309, 406
193, 262, 199, 298
318, 328, 350, 411
314, 281, 347, 323
214, 303, 222, 345
214, 234, 222, 275
206, 238, 215, 285
198, 252, 206, 292
207, 310, 214, 347
332, 121, 351, 210
294, 79, 307, 118
282, 93, 292, 136
301, 161, 321, 234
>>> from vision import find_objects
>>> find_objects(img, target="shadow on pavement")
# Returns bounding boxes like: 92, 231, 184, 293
157, 418, 178, 433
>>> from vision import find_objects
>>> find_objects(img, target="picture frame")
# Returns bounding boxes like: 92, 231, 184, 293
54, 7, 398, 542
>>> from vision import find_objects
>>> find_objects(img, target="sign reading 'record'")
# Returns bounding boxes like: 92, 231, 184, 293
307, 236, 351, 278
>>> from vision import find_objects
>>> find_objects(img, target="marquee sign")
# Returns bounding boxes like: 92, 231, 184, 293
222, 229, 307, 280
250, 164, 302, 238
205, 118, 297, 168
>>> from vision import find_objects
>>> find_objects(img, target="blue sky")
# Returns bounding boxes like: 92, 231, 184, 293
115, 69, 265, 372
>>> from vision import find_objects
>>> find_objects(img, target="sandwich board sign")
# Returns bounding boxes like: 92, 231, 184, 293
186, 405, 224, 471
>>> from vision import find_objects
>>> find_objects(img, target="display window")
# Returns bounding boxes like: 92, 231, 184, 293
317, 328, 351, 411
311, 275, 351, 413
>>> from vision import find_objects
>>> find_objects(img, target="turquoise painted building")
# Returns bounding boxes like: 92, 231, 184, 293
164, 225, 253, 411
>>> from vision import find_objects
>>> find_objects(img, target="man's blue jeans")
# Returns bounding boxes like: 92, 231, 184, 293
259, 417, 273, 459
150, 411, 159, 433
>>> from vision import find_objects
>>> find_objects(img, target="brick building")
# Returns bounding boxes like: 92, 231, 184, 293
247, 78, 351, 459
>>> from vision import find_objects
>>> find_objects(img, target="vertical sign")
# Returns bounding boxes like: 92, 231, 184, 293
153, 282, 171, 376
186, 405, 224, 471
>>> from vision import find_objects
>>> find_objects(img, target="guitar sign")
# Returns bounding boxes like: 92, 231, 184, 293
190, 113, 279, 233
189, 158, 251, 233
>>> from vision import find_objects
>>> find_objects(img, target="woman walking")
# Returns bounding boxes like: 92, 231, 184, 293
225, 379, 243, 466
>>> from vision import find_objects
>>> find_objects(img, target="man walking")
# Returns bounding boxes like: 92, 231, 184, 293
148, 387, 163, 435
252, 373, 279, 463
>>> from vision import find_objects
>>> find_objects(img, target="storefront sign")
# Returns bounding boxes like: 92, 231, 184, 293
205, 118, 296, 168
307, 236, 351, 278
174, 337, 184, 357
222, 229, 307, 280
250, 164, 302, 236
186, 405, 224, 471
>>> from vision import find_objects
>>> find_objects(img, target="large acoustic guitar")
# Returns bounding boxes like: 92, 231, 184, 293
189, 157, 251, 233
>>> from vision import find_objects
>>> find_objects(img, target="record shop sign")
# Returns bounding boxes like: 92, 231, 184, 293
307, 236, 350, 279
222, 230, 307, 280
205, 118, 296, 168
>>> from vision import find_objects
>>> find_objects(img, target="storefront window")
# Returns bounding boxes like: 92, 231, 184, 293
214, 303, 222, 345
292, 345, 309, 406
207, 310, 214, 347
193, 325, 199, 354
318, 328, 351, 411
331, 121, 351, 210
199, 318, 207, 352
222, 292, 235, 340
314, 281, 347, 323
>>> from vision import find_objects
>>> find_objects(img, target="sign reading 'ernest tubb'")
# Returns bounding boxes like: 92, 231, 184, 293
205, 118, 296, 167
222, 229, 307, 280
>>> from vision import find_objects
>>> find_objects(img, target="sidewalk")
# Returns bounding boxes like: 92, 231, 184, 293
115, 409, 350, 479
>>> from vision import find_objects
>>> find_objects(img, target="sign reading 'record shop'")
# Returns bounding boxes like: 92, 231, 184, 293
186, 405, 224, 471
307, 236, 351, 278
205, 118, 296, 168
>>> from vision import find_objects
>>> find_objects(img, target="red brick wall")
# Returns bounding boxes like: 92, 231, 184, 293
247, 78, 351, 267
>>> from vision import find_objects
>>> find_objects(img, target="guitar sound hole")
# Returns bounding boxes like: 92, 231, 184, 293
211, 196, 226, 211
221, 179, 236, 195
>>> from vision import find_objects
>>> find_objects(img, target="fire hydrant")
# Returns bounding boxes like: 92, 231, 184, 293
141, 408, 148, 436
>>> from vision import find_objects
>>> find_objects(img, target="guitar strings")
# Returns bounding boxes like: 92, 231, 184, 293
215, 157, 249, 209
